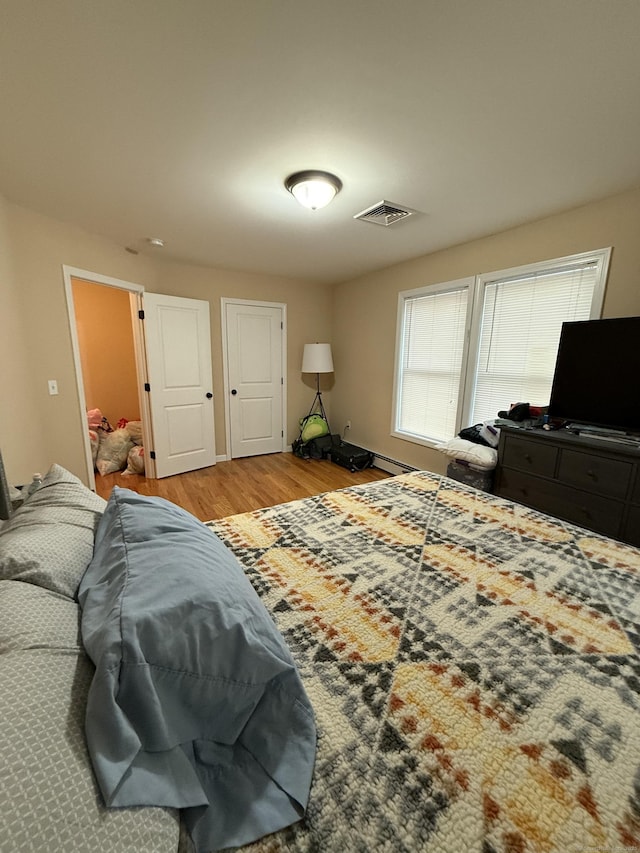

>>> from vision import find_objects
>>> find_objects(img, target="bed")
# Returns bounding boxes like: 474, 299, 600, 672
1, 465, 639, 852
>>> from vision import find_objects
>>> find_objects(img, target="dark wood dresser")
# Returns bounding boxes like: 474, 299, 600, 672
494, 425, 640, 546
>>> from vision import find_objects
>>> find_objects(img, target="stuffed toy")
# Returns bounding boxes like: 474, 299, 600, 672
299, 413, 329, 443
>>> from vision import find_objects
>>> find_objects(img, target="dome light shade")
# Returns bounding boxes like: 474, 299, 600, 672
285, 170, 342, 210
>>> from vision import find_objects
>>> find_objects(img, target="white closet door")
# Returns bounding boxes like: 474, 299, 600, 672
225, 301, 284, 458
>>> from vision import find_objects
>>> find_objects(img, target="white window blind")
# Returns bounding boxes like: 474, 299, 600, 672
393, 250, 608, 447
397, 285, 469, 443
469, 262, 598, 424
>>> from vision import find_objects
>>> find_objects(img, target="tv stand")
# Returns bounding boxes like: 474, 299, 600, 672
494, 425, 640, 546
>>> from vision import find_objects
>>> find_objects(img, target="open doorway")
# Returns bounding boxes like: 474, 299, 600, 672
72, 278, 146, 483
64, 265, 217, 488
63, 266, 153, 491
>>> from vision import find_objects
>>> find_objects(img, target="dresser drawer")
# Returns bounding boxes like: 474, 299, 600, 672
497, 468, 623, 538
557, 449, 632, 499
632, 472, 640, 506
501, 435, 557, 477
623, 504, 640, 547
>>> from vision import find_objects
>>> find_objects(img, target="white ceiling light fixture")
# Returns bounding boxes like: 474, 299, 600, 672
146, 236, 165, 247
285, 170, 342, 210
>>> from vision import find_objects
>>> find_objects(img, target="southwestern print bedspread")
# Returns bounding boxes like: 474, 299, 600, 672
207, 470, 640, 853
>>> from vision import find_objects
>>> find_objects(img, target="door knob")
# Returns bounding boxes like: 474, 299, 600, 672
206, 392, 213, 399
231, 389, 237, 395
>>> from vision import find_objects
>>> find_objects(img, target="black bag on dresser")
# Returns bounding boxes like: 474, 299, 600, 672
329, 440, 374, 472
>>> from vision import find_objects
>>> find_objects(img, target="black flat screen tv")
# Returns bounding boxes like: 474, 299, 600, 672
548, 316, 640, 435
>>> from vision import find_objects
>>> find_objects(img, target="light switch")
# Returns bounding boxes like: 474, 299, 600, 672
48, 379, 59, 396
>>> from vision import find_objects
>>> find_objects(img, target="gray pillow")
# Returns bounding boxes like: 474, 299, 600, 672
0, 463, 106, 599
0, 580, 82, 653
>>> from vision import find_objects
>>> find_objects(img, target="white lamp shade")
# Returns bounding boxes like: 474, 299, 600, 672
302, 343, 334, 374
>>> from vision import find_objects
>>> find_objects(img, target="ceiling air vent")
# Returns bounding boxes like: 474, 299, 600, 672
354, 200, 414, 227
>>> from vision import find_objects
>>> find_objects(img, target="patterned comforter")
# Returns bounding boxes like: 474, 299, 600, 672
207, 470, 640, 853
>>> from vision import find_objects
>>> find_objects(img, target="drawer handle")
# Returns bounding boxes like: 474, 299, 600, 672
580, 507, 592, 519
523, 453, 532, 463
586, 469, 596, 479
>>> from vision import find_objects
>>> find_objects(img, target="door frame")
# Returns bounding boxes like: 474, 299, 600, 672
221, 297, 287, 460
62, 265, 155, 490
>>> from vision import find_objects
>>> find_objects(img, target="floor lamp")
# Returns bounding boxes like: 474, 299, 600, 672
301, 343, 334, 431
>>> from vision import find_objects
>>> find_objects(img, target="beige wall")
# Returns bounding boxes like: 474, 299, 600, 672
72, 279, 140, 426
0, 196, 42, 484
2, 203, 158, 484
3, 186, 640, 487
0, 200, 330, 485
331, 186, 640, 475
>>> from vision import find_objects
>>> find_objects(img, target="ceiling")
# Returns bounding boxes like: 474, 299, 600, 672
1, 0, 639, 285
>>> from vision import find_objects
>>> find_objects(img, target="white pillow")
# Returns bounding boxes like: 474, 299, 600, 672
436, 437, 498, 471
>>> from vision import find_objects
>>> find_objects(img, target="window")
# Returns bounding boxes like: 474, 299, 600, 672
394, 278, 473, 444
392, 249, 610, 446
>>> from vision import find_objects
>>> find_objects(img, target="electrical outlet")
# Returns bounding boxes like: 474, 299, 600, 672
345, 420, 351, 431
48, 379, 59, 396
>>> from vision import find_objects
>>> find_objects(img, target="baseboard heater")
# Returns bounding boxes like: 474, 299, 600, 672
371, 452, 417, 476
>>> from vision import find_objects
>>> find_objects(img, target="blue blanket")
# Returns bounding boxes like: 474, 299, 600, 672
78, 488, 316, 853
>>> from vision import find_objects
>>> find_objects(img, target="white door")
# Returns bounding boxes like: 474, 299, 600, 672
144, 293, 216, 478
224, 301, 284, 458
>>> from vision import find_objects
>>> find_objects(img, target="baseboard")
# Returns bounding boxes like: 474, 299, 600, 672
217, 447, 292, 463
370, 453, 417, 475
218, 447, 415, 475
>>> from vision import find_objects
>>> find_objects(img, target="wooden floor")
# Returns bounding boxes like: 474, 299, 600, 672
94, 452, 390, 521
